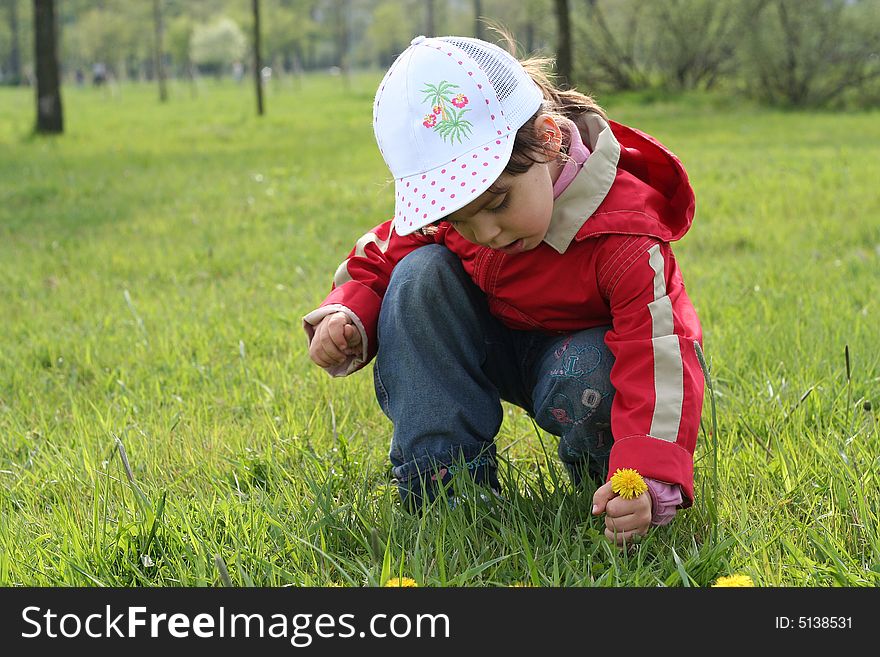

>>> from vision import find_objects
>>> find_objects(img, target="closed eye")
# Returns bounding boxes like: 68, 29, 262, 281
487, 194, 510, 213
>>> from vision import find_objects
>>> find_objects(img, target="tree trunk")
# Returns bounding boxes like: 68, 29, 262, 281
425, 0, 435, 36
6, 0, 23, 85
554, 0, 572, 88
473, 0, 483, 40
33, 0, 63, 133
152, 0, 168, 102
334, 0, 350, 90
253, 0, 264, 115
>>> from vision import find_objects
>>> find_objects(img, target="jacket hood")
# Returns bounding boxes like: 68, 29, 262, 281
545, 115, 695, 251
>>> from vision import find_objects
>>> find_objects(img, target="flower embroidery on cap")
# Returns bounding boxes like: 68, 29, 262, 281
421, 81, 473, 144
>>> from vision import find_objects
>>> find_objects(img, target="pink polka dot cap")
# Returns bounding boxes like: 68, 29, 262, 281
373, 35, 543, 236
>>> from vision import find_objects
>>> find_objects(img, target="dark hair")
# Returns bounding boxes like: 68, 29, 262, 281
421, 29, 607, 233
504, 59, 606, 178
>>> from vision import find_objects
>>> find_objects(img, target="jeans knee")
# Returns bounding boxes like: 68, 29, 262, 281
389, 245, 459, 300
381, 246, 483, 340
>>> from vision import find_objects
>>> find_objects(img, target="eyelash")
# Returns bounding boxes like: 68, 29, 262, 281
445, 193, 509, 228
488, 195, 510, 213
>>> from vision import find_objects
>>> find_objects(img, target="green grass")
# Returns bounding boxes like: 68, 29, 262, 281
1, 77, 878, 587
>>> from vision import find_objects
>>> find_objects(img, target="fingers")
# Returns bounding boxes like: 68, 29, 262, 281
606, 495, 651, 526
343, 323, 362, 349
309, 336, 346, 367
606, 494, 646, 518
603, 498, 651, 547
308, 314, 352, 367
604, 524, 648, 547
326, 313, 349, 352
593, 490, 651, 546
591, 481, 615, 515
604, 510, 648, 534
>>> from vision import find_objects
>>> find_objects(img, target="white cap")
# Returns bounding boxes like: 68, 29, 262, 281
373, 35, 544, 236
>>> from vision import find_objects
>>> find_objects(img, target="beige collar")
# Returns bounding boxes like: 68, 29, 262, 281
543, 114, 621, 254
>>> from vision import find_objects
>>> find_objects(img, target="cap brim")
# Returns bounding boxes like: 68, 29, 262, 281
392, 133, 516, 236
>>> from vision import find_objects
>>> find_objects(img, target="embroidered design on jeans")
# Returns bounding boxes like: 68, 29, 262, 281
553, 336, 573, 360
546, 390, 606, 431
432, 455, 493, 480
549, 345, 602, 379
421, 81, 473, 143
581, 388, 602, 410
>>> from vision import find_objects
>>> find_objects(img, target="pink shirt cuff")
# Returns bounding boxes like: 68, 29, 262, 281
644, 478, 683, 526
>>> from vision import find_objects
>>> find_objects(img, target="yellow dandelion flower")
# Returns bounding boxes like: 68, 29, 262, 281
384, 577, 418, 587
712, 574, 754, 587
610, 468, 647, 499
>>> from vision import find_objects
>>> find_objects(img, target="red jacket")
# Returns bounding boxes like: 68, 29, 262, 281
304, 114, 704, 505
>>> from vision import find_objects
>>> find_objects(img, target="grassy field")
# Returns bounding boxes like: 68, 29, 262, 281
1, 76, 878, 587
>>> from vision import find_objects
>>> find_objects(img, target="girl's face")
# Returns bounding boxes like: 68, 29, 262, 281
443, 115, 564, 255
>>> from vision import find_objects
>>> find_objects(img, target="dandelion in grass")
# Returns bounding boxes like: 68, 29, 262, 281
610, 468, 647, 500
384, 577, 418, 587
712, 574, 754, 587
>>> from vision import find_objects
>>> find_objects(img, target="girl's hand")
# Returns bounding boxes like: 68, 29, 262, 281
591, 481, 652, 547
308, 312, 362, 368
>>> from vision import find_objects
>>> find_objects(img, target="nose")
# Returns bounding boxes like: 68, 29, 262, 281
470, 221, 502, 248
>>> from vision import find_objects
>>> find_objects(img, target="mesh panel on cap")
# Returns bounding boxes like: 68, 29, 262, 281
439, 36, 542, 132
442, 37, 520, 102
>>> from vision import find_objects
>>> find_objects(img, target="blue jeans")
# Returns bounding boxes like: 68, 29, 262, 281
373, 245, 615, 508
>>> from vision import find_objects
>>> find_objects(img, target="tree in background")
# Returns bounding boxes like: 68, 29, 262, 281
478, 0, 553, 57
263, 0, 318, 84
62, 7, 131, 81
33, 0, 62, 133
366, 1, 411, 68
9, 0, 880, 109
473, 0, 484, 41
330, 0, 350, 87
0, 14, 12, 82
153, 0, 168, 101
741, 0, 880, 107
574, 0, 650, 90
425, 0, 435, 35
553, 0, 571, 87
252, 0, 264, 115
167, 15, 194, 78
190, 16, 246, 77
2, 0, 23, 85
649, 0, 738, 90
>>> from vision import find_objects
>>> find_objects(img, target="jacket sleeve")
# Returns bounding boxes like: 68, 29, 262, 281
303, 218, 434, 376
596, 235, 704, 506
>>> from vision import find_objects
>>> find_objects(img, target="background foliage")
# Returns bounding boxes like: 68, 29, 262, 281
3, 0, 880, 107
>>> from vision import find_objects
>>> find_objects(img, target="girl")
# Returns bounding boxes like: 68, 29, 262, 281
304, 35, 704, 545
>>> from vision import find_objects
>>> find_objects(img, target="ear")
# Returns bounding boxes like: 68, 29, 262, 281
533, 113, 563, 156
